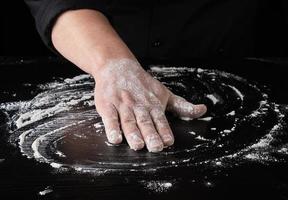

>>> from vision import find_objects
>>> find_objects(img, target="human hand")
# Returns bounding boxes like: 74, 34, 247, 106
93, 59, 207, 152
50, 10, 206, 152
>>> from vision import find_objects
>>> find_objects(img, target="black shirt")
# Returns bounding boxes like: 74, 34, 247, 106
24, 0, 288, 60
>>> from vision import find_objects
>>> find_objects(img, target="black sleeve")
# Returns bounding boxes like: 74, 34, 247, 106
24, 0, 107, 53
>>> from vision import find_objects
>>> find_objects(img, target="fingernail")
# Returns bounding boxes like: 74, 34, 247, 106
128, 133, 145, 151
107, 130, 122, 144
147, 135, 163, 152
194, 104, 207, 118
162, 134, 174, 146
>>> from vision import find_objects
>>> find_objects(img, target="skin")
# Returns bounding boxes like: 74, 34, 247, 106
52, 9, 207, 152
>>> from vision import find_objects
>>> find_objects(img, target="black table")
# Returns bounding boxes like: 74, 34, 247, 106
0, 57, 288, 200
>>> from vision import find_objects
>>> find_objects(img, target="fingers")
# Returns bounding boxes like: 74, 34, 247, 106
118, 106, 144, 150
98, 93, 206, 152
134, 107, 163, 152
150, 108, 174, 146
167, 94, 207, 120
99, 104, 122, 144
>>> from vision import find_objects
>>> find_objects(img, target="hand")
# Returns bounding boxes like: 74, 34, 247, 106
93, 58, 207, 152
51, 10, 206, 152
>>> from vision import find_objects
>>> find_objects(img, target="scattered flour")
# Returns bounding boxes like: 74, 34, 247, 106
39, 186, 53, 196
223, 129, 232, 134
206, 94, 219, 105
50, 162, 63, 168
198, 117, 213, 121
278, 147, 288, 154
94, 122, 103, 129
228, 85, 244, 100
226, 110, 236, 116
142, 180, 173, 193
29, 120, 86, 163
195, 135, 210, 141
215, 161, 222, 166
244, 153, 272, 161
64, 74, 91, 84
189, 131, 196, 135
204, 181, 213, 187
55, 150, 66, 158
250, 134, 274, 149
15, 104, 69, 129
1, 65, 287, 175
180, 117, 194, 121
197, 68, 204, 73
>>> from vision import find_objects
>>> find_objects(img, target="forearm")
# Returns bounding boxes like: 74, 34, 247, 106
51, 9, 136, 78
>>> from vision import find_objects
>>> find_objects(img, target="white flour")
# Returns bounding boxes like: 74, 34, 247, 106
39, 186, 53, 196
142, 180, 173, 193
0, 65, 287, 180
206, 94, 219, 105
226, 110, 236, 116
228, 85, 244, 100
198, 117, 213, 121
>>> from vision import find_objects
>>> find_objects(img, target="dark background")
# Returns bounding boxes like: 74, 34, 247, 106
0, 1, 52, 56
1, 1, 288, 57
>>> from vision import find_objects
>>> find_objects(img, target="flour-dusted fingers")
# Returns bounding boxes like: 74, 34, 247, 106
93, 58, 206, 151
98, 103, 122, 144
118, 105, 144, 150
150, 108, 174, 146
167, 94, 207, 120
134, 106, 163, 152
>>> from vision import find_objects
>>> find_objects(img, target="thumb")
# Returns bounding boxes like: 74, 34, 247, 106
166, 94, 207, 120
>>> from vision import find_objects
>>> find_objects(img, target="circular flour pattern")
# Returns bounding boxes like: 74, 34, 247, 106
2, 66, 288, 173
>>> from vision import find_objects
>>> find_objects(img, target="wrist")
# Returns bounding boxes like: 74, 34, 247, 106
91, 57, 142, 81
90, 54, 140, 80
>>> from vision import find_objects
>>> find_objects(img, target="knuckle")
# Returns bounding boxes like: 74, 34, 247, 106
121, 90, 136, 105
138, 118, 153, 125
122, 117, 136, 124
134, 106, 154, 125
119, 106, 136, 125
134, 107, 149, 117
151, 109, 167, 122
102, 117, 118, 126
156, 120, 169, 129
146, 134, 157, 140
149, 97, 162, 106
151, 108, 165, 117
